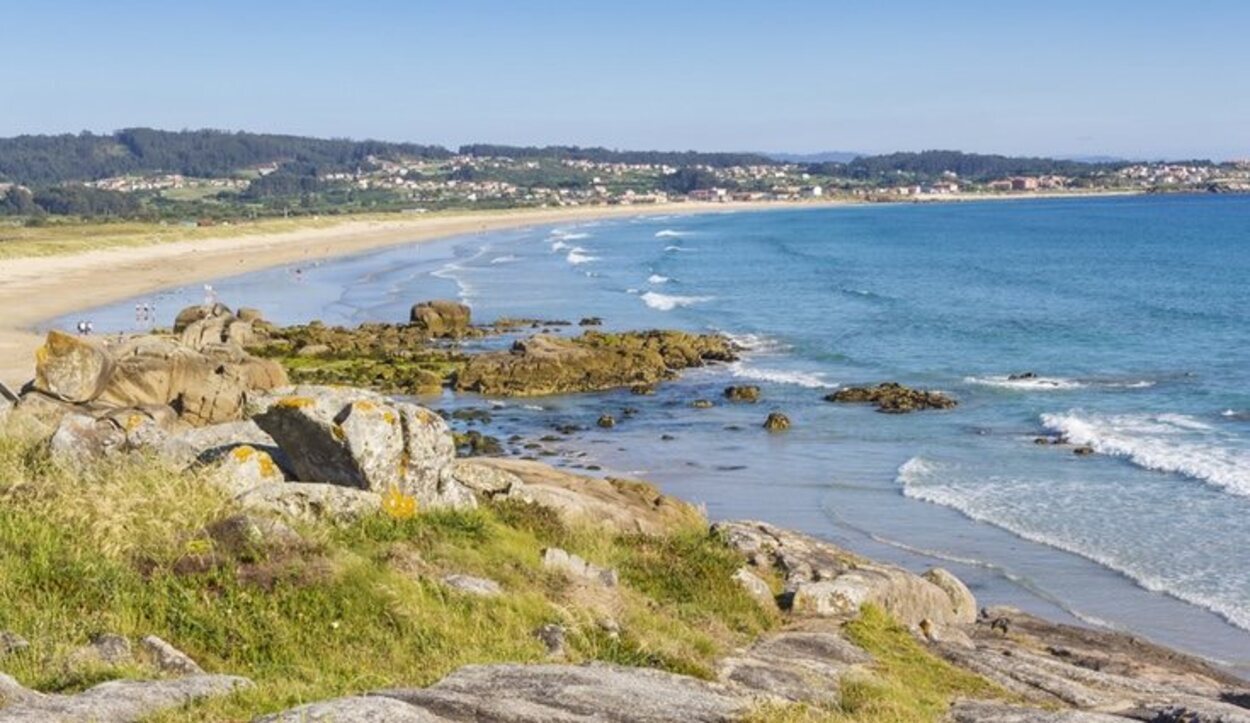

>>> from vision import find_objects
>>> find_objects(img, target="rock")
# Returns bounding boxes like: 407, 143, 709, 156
731, 567, 776, 608
578, 317, 603, 326
139, 636, 204, 676
0, 674, 251, 723
0, 382, 15, 424
923, 567, 978, 624
173, 302, 232, 333
691, 399, 713, 409
236, 307, 265, 323
205, 444, 287, 494
0, 631, 29, 657
454, 330, 735, 397
32, 330, 114, 403
533, 624, 567, 658
236, 482, 382, 523
718, 631, 872, 705
448, 460, 521, 496
1073, 445, 1095, 456
441, 574, 503, 597
375, 663, 748, 722
204, 513, 303, 558
1008, 372, 1039, 381
8, 390, 83, 432
949, 701, 1131, 722
542, 547, 618, 587
410, 300, 472, 338
69, 633, 132, 667
158, 420, 281, 469
723, 385, 761, 403
596, 413, 616, 429
824, 382, 956, 413
48, 412, 126, 464
295, 343, 332, 358
629, 384, 656, 395
257, 696, 450, 722
474, 459, 703, 535
0, 671, 41, 706
763, 411, 791, 431
252, 386, 470, 509
715, 520, 969, 628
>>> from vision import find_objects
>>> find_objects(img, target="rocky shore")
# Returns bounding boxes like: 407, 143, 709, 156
1, 303, 1247, 722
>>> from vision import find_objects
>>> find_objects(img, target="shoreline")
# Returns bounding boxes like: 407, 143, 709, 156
0, 191, 1137, 387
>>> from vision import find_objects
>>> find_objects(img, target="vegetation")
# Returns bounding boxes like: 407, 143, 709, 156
0, 430, 777, 720
831, 150, 1123, 182
456, 144, 773, 168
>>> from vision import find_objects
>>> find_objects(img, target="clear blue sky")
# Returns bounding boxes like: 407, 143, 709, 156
3, 0, 1247, 159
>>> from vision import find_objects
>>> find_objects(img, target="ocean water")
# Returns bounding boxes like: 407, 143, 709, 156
62, 195, 1250, 672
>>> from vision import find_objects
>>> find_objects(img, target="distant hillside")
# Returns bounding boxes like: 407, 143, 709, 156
0, 129, 452, 186
456, 144, 774, 168
830, 150, 1123, 181
766, 151, 861, 164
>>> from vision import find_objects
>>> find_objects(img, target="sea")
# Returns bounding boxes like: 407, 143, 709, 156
59, 194, 1250, 673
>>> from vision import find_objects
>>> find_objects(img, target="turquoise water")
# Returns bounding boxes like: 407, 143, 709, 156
64, 195, 1250, 671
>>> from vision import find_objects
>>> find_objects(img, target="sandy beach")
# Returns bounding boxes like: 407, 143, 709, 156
0, 201, 838, 387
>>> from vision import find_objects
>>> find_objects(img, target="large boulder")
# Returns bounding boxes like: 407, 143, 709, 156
454, 330, 736, 397
32, 330, 114, 403
824, 382, 957, 413
251, 386, 472, 509
374, 663, 749, 722
714, 520, 976, 629
257, 696, 448, 722
235, 482, 382, 523
172, 302, 232, 333
0, 674, 251, 723
409, 300, 471, 338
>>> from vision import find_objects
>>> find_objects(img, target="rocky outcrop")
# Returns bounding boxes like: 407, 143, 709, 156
235, 482, 382, 523
31, 330, 114, 403
258, 696, 449, 722
542, 547, 619, 587
713, 520, 974, 630
718, 629, 872, 705
374, 663, 749, 722
824, 382, 957, 413
467, 458, 704, 535
0, 674, 251, 723
410, 300, 472, 338
723, 385, 761, 403
454, 330, 736, 396
251, 386, 472, 509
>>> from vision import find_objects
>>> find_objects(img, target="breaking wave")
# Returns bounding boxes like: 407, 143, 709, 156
655, 229, 688, 238
489, 255, 519, 264
647, 274, 671, 284
566, 247, 598, 265
1040, 411, 1250, 497
726, 361, 835, 389
640, 291, 712, 311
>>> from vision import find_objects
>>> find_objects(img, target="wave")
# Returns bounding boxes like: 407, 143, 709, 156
655, 229, 688, 238
1040, 411, 1250, 496
966, 375, 1085, 391
489, 255, 519, 265
647, 274, 671, 284
664, 245, 696, 253
726, 361, 836, 389
551, 230, 590, 240
897, 456, 1250, 632
550, 240, 571, 252
966, 375, 1157, 391
640, 291, 712, 311
720, 331, 789, 354
566, 247, 599, 265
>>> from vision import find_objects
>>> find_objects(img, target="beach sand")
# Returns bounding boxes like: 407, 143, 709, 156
0, 201, 841, 386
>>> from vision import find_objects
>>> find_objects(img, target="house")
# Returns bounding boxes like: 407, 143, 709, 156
1010, 177, 1039, 191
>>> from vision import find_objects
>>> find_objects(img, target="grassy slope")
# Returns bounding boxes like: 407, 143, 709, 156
0, 430, 1004, 721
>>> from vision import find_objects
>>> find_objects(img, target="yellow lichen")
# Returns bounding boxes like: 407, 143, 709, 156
125, 414, 145, 432
381, 484, 417, 520
331, 424, 346, 442
257, 452, 280, 479
353, 400, 376, 412
383, 411, 397, 425
231, 445, 257, 462
275, 396, 315, 409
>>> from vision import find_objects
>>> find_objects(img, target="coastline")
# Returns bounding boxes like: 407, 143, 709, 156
0, 190, 1147, 387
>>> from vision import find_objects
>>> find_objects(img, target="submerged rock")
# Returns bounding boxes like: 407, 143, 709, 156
824, 382, 956, 413
763, 411, 791, 431
597, 413, 616, 429
724, 385, 761, 403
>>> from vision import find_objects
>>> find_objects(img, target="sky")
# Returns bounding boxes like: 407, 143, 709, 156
1, 0, 1247, 159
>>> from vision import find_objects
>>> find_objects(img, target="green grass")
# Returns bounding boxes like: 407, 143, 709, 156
0, 431, 777, 720
745, 604, 1010, 723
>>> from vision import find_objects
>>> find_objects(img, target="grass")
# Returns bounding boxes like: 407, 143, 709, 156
744, 604, 1010, 723
0, 431, 778, 720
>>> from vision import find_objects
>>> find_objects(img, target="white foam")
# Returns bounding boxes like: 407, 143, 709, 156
566, 247, 598, 265
647, 274, 671, 284
655, 229, 688, 238
550, 230, 590, 240
664, 245, 695, 253
550, 240, 571, 252
640, 291, 712, 311
897, 455, 1250, 632
521, 404, 545, 411
1041, 411, 1250, 496
966, 375, 1085, 391
726, 361, 836, 389
720, 331, 789, 354
489, 255, 519, 264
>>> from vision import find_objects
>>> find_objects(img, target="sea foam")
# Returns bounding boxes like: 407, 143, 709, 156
726, 361, 835, 389
647, 274, 671, 284
1041, 411, 1250, 497
640, 291, 711, 311
566, 247, 598, 265
655, 229, 688, 238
